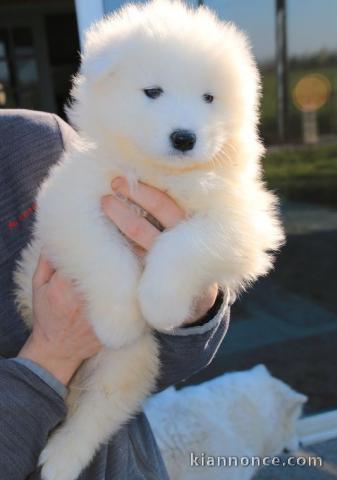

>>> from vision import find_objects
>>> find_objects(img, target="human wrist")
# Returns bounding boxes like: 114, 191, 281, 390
18, 333, 81, 386
184, 284, 218, 326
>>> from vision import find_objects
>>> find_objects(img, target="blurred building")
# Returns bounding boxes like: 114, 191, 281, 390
0, 0, 80, 118
0, 0, 336, 144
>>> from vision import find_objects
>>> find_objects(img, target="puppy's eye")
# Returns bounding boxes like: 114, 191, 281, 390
203, 93, 214, 104
143, 87, 163, 99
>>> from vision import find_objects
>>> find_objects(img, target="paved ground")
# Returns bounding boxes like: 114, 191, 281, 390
254, 438, 337, 479
281, 201, 337, 235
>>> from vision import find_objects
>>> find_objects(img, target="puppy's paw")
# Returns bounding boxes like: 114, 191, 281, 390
138, 267, 193, 331
39, 429, 89, 480
89, 300, 146, 348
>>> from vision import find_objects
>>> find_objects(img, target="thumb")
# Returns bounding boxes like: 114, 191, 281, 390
33, 254, 56, 289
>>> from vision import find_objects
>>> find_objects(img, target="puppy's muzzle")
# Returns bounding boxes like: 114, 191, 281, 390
170, 129, 196, 152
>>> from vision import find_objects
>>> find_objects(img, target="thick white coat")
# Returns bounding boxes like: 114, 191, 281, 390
14, 1, 284, 479
145, 366, 307, 480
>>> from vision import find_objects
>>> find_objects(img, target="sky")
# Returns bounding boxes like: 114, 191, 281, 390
104, 0, 337, 62
207, 0, 337, 61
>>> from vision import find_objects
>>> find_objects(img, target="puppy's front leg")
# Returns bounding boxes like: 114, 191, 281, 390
39, 334, 159, 480
138, 214, 235, 331
80, 237, 144, 348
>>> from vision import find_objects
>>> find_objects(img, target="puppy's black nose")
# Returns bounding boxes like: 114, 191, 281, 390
170, 130, 196, 152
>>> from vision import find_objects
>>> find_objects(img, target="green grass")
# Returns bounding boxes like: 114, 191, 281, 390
263, 144, 337, 206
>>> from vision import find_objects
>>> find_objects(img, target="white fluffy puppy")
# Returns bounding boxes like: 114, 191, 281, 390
145, 365, 307, 480
14, 1, 284, 479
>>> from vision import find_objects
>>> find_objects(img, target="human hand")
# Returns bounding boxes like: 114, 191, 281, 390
101, 177, 218, 325
18, 255, 102, 385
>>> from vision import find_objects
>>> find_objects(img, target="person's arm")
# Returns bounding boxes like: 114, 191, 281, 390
0, 255, 102, 480
154, 288, 231, 392
0, 358, 67, 480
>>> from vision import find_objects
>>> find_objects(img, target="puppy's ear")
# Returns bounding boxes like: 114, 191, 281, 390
81, 47, 120, 84
285, 393, 307, 418
252, 364, 270, 377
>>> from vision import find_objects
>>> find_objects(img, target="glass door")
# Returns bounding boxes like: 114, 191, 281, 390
0, 25, 40, 109
0, 16, 55, 112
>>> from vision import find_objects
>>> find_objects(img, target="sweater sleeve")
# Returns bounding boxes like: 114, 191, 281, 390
0, 358, 67, 480
12, 357, 68, 400
154, 288, 232, 393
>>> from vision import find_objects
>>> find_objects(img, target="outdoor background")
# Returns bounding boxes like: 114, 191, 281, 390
0, 0, 336, 417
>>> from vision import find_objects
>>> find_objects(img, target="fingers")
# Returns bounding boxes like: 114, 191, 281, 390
101, 177, 186, 251
111, 177, 186, 229
101, 195, 160, 250
34, 256, 83, 311
32, 254, 56, 289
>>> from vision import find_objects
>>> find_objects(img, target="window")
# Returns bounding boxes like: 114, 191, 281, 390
0, 26, 39, 109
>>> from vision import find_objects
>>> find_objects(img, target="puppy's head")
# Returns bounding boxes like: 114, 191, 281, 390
69, 0, 261, 170
250, 365, 307, 457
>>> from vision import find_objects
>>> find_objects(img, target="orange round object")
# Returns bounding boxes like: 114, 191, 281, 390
293, 73, 331, 112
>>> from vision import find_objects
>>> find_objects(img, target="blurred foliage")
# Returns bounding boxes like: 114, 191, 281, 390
259, 50, 337, 144
287, 49, 337, 69
263, 144, 337, 207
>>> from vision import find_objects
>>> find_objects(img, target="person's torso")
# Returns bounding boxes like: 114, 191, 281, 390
0, 109, 168, 480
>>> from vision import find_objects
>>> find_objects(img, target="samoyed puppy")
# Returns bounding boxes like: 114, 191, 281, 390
14, 1, 284, 479
145, 365, 307, 480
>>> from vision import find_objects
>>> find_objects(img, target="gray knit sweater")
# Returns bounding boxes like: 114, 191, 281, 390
0, 109, 230, 480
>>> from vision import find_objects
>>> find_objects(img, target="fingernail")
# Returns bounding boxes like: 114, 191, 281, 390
113, 191, 127, 202
111, 177, 124, 191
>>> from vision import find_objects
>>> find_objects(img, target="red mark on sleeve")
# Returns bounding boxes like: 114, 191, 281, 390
7, 203, 37, 230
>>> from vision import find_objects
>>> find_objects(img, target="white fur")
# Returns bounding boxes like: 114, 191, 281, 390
145, 365, 307, 480
14, 1, 284, 479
